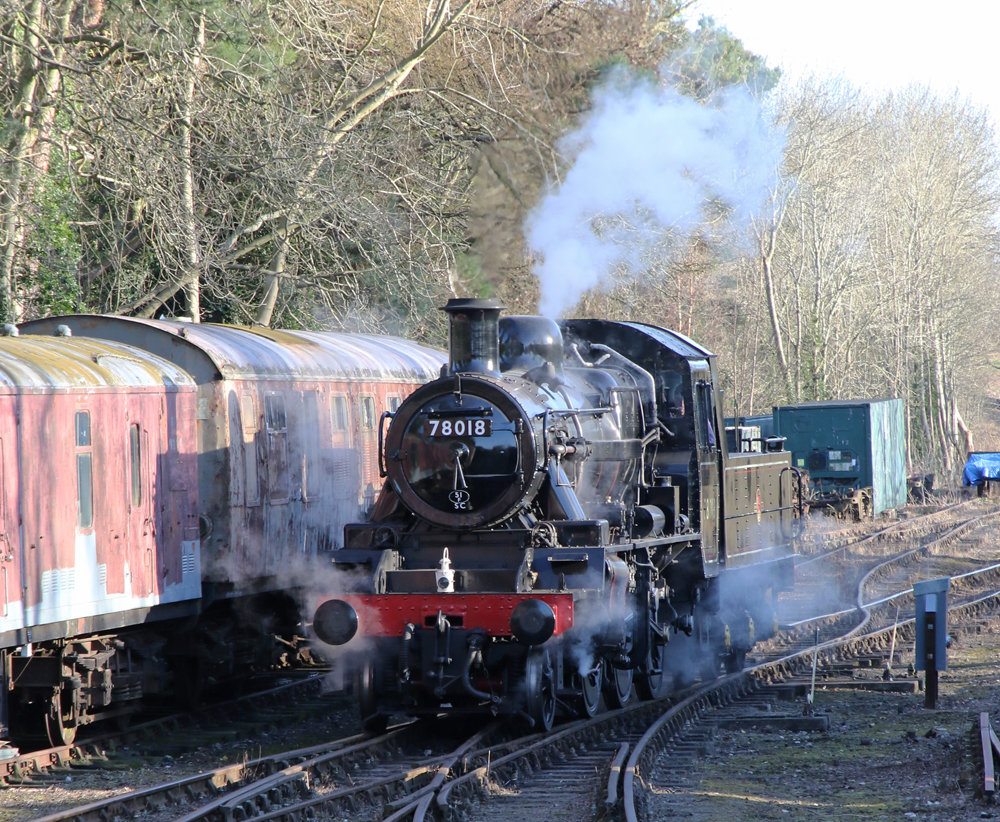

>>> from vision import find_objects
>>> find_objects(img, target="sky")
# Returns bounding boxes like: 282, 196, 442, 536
690, 1, 1000, 125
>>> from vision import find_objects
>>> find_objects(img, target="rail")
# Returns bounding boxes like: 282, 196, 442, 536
795, 499, 972, 567
784, 510, 1000, 630
2, 670, 329, 784
604, 742, 630, 810
26, 723, 415, 822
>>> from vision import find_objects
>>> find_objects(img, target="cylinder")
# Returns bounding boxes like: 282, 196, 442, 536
440, 298, 504, 377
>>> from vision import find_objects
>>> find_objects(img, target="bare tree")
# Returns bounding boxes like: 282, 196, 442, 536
0, 0, 85, 323
65, 0, 689, 336
741, 79, 1000, 474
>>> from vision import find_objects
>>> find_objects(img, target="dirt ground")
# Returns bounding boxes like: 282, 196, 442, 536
647, 621, 1000, 821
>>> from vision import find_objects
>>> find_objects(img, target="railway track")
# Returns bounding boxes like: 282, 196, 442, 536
433, 573, 1000, 822
2, 669, 339, 786
433, 507, 1000, 822
26, 716, 531, 822
795, 498, 973, 566
624, 585, 1000, 821
778, 501, 996, 629
25, 503, 999, 822
775, 505, 1000, 647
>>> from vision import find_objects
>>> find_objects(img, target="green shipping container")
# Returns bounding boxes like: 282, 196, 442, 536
772, 398, 907, 517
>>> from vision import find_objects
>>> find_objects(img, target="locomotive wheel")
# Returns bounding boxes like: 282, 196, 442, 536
572, 663, 602, 718
525, 648, 556, 731
635, 641, 670, 701
602, 659, 633, 709
357, 659, 388, 734
45, 690, 78, 747
724, 649, 747, 674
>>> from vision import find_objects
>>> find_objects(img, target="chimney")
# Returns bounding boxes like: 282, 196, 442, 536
439, 298, 504, 377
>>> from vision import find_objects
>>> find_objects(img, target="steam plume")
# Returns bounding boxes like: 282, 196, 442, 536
526, 70, 785, 317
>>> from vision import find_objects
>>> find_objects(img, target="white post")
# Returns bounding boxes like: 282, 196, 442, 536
808, 627, 819, 706
885, 605, 900, 679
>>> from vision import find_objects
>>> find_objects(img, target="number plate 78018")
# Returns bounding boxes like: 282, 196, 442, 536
426, 418, 492, 437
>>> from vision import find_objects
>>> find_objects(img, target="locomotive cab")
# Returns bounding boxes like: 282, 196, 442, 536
314, 300, 798, 731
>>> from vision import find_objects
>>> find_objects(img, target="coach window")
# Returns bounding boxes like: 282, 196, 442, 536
129, 423, 142, 507
75, 410, 94, 529
265, 393, 287, 431
241, 392, 260, 506
387, 395, 401, 414
360, 396, 376, 430
265, 393, 289, 501
331, 395, 350, 432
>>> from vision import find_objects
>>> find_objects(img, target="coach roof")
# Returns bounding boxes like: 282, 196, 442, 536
0, 336, 195, 391
20, 315, 445, 383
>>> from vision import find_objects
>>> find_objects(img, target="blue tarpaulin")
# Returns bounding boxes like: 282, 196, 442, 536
962, 453, 1000, 486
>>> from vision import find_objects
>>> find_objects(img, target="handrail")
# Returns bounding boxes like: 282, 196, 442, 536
378, 410, 394, 477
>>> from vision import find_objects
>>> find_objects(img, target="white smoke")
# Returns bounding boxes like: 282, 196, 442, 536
526, 69, 785, 317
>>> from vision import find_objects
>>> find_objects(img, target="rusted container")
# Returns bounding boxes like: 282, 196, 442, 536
0, 335, 200, 650
22, 317, 446, 596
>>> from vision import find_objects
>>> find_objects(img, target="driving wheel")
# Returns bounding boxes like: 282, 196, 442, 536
525, 648, 557, 731
636, 639, 670, 700
357, 658, 388, 734
573, 661, 602, 718
603, 658, 633, 709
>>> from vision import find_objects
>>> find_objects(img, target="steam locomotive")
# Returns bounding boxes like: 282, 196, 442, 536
313, 300, 800, 731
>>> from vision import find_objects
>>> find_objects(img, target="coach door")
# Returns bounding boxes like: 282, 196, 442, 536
693, 364, 720, 572
126, 399, 156, 599
0, 398, 20, 627
264, 392, 289, 504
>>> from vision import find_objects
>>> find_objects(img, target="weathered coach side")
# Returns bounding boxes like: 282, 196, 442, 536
22, 317, 445, 598
0, 335, 200, 744
0, 336, 200, 645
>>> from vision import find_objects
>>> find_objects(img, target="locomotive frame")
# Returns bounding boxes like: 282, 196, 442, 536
313, 300, 801, 731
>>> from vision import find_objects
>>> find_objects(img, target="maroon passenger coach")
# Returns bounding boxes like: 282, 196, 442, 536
1, 317, 443, 746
